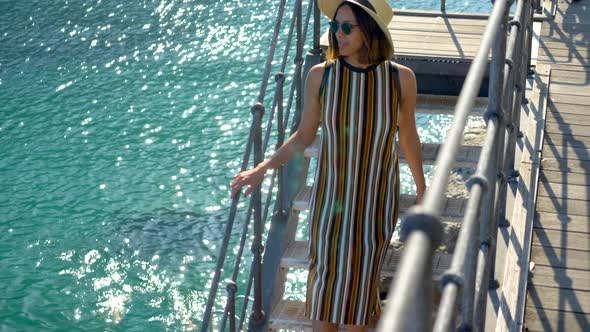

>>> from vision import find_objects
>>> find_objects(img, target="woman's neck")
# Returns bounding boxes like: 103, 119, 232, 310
343, 55, 372, 69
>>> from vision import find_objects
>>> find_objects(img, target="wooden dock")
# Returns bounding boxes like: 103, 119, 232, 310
524, 0, 590, 330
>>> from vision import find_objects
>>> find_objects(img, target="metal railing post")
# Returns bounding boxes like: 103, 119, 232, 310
473, 116, 501, 330
502, 0, 527, 186
312, 0, 321, 54
248, 102, 266, 328
225, 281, 238, 332
275, 73, 286, 211
441, 0, 446, 12
378, 212, 444, 331
486, 0, 510, 290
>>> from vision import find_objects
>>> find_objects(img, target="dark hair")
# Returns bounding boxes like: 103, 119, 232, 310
326, 2, 393, 64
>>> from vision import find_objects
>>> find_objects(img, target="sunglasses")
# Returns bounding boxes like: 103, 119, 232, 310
329, 20, 359, 35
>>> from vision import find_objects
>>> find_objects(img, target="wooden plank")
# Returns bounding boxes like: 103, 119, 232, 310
545, 109, 590, 124
530, 245, 590, 270
537, 57, 590, 68
495, 64, 549, 332
395, 48, 478, 58
539, 45, 590, 58
547, 101, 590, 116
551, 68, 590, 80
539, 169, 590, 186
545, 122, 590, 137
526, 285, 590, 313
394, 40, 483, 52
548, 82, 590, 97
535, 211, 590, 234
543, 131, 590, 150
525, 308, 590, 332
541, 24, 590, 37
268, 300, 311, 331
538, 40, 590, 51
550, 64, 590, 72
537, 181, 590, 201
391, 29, 485, 40
390, 19, 490, 29
414, 94, 487, 114
540, 157, 590, 174
533, 228, 590, 252
551, 1, 590, 23
392, 15, 491, 26
542, 144, 590, 162
530, 265, 590, 291
535, 196, 589, 216
388, 23, 489, 34
549, 93, 590, 105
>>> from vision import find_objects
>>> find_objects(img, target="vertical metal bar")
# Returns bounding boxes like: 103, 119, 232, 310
275, 73, 286, 211
486, 0, 510, 287
436, 109, 499, 330
249, 103, 266, 326
502, 0, 527, 184
525, 0, 534, 76
238, 267, 254, 332
378, 231, 437, 331
434, 184, 485, 332
200, 123, 258, 332
313, 0, 321, 52
291, 0, 304, 130
256, 0, 288, 104
474, 115, 501, 330
441, 0, 446, 12
459, 213, 480, 331
411, 263, 435, 331
220, 200, 254, 329
224, 281, 238, 332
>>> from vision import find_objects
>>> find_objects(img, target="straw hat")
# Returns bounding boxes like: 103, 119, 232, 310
317, 0, 394, 52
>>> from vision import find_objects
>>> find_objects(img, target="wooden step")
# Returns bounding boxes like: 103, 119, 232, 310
270, 247, 452, 331
292, 185, 468, 218
417, 94, 488, 114
281, 240, 453, 274
304, 138, 482, 168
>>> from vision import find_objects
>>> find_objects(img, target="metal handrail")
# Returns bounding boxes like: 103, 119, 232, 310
378, 0, 537, 330
199, 0, 316, 330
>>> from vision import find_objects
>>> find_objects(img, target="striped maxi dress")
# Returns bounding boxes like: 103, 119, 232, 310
306, 58, 401, 326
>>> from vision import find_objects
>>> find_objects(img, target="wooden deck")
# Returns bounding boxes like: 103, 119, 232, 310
525, 0, 590, 331
389, 13, 490, 60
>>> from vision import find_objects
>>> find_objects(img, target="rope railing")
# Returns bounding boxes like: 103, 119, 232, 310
199, 0, 317, 330
378, 0, 537, 330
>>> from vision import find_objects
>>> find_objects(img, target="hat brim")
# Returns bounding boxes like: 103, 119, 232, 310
318, 0, 394, 55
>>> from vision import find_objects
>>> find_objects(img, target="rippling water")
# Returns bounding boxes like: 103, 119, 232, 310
0, 0, 492, 330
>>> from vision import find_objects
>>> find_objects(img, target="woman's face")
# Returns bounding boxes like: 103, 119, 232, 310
334, 5, 364, 58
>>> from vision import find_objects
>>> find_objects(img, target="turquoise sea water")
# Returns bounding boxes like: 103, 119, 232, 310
0, 0, 493, 330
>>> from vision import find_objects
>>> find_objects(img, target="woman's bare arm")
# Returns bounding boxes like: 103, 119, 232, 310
231, 63, 325, 198
396, 64, 426, 202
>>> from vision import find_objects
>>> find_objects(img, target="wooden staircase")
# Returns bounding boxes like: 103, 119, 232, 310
262, 95, 487, 331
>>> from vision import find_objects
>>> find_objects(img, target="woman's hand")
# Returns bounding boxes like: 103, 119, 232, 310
231, 163, 268, 198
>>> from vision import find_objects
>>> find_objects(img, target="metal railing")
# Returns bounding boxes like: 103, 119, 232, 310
378, 0, 537, 330
199, 0, 319, 330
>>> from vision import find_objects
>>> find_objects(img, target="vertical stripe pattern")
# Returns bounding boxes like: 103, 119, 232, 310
306, 59, 401, 326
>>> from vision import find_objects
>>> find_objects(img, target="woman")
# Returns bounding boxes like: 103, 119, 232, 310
231, 0, 425, 331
